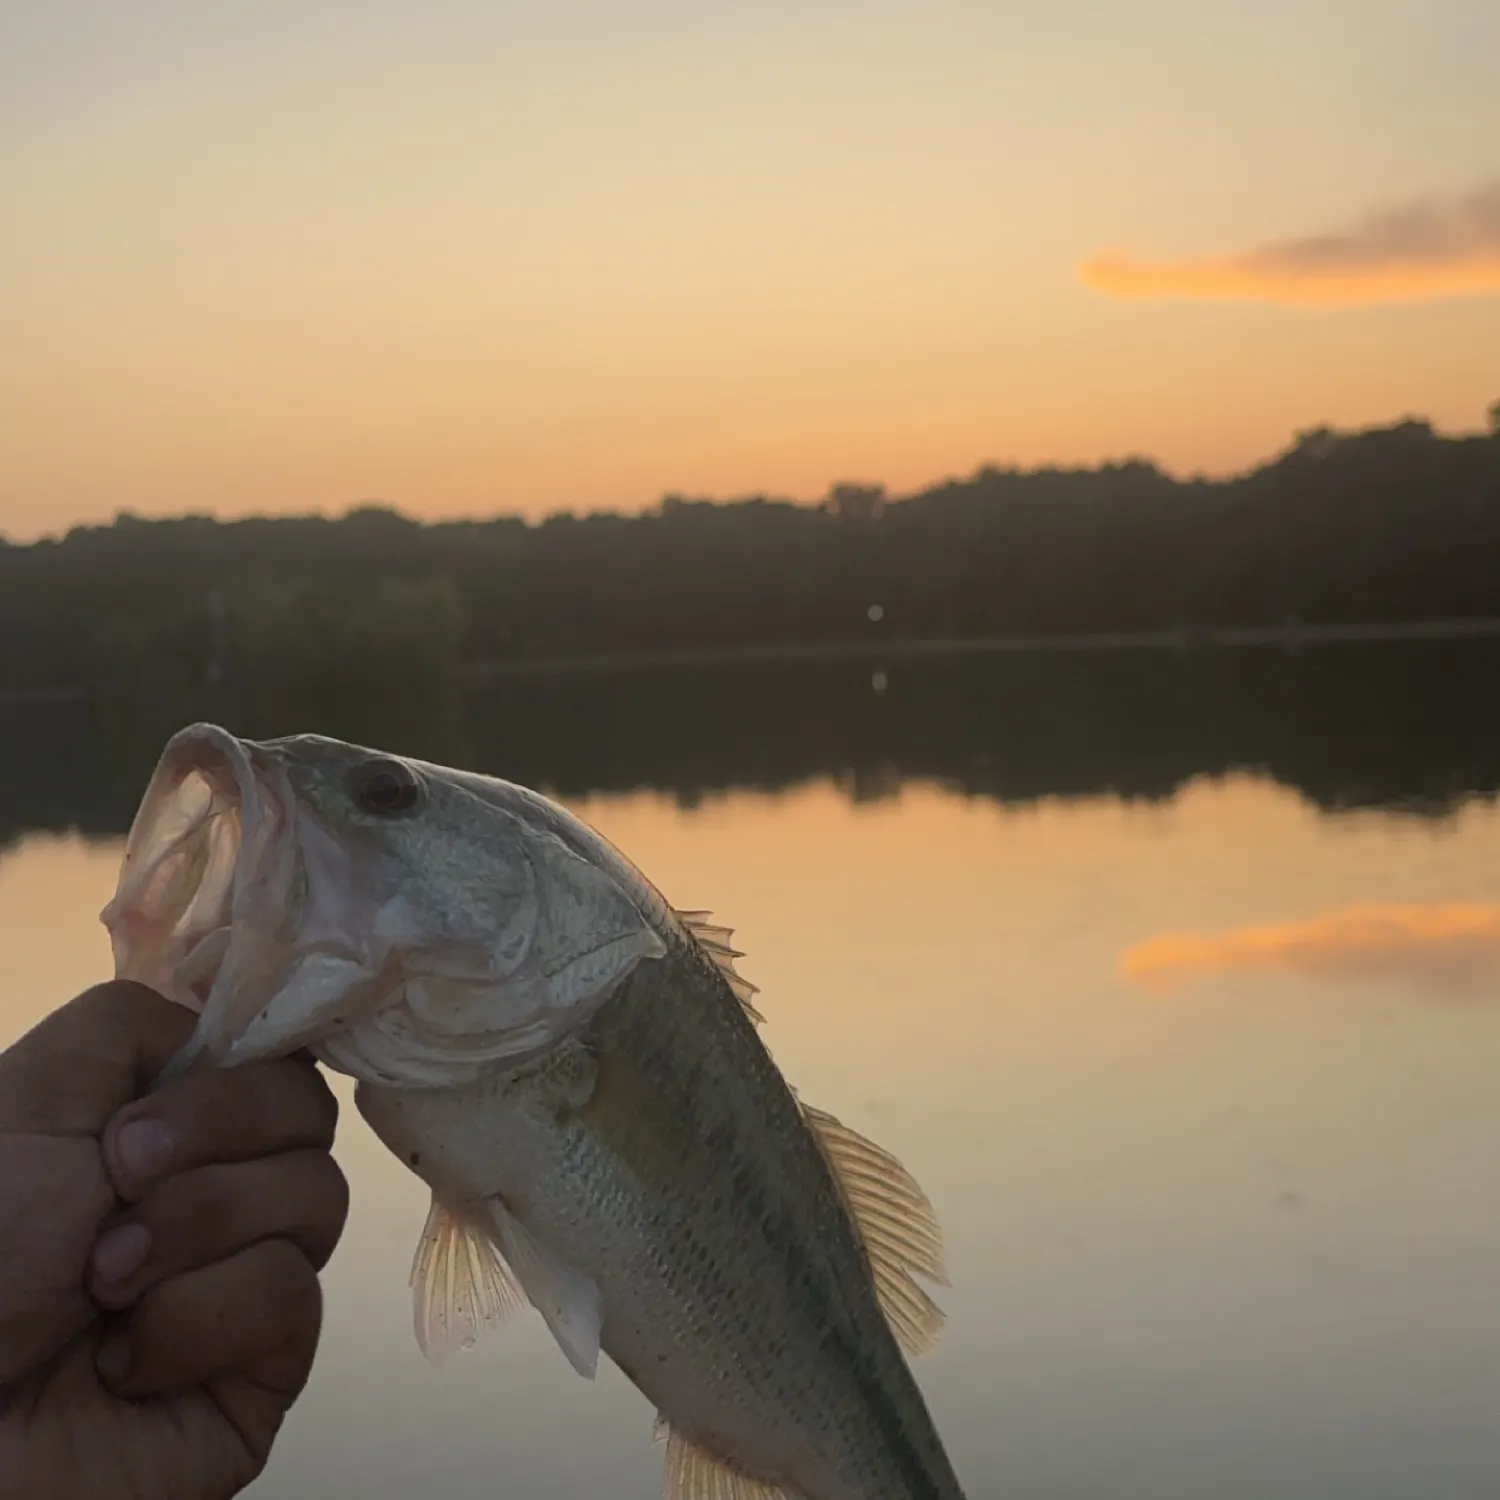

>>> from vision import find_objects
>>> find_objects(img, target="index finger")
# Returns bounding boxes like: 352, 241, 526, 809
0, 982, 195, 1137
103, 1054, 339, 1203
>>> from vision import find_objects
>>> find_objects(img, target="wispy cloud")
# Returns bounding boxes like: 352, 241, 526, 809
1122, 902, 1500, 997
1080, 182, 1500, 307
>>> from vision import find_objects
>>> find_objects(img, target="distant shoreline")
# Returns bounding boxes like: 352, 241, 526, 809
9, 619, 1500, 704
461, 617, 1500, 677
7, 417, 1499, 701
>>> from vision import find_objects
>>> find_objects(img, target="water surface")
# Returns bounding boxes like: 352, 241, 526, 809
4, 650, 1500, 1498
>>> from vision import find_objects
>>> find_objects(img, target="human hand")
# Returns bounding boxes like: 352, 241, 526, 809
0, 981, 349, 1500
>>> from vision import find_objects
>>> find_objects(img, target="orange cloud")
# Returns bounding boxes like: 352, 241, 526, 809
1080, 182, 1500, 307
1122, 902, 1500, 996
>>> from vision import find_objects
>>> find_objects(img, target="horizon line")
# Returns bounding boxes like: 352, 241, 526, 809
4, 408, 1494, 548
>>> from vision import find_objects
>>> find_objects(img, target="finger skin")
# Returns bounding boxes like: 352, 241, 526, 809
1, 983, 337, 1500
100, 1238, 324, 1402
0, 1136, 111, 1384
104, 1055, 339, 1203
0, 982, 193, 1136
91, 1149, 350, 1309
0, 982, 189, 1384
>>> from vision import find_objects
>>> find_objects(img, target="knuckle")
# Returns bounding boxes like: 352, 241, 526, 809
73, 979, 163, 1012
257, 1233, 308, 1278
296, 1063, 341, 1140
274, 1148, 348, 1264
308, 1155, 351, 1260
133, 1150, 349, 1279
255, 1236, 323, 1322
123, 1239, 324, 1397
149, 1055, 339, 1171
142, 1160, 244, 1246
72, 980, 189, 1062
238, 1058, 340, 1146
319, 1151, 350, 1217
179, 1065, 286, 1150
150, 1069, 246, 1157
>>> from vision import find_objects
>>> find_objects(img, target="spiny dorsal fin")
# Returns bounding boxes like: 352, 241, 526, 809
677, 909, 765, 1025
800, 1102, 950, 1358
659, 1421, 799, 1500
409, 1195, 527, 1364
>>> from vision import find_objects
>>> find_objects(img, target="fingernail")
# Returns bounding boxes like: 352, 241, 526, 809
96, 1335, 132, 1384
114, 1118, 175, 1182
92, 1223, 151, 1285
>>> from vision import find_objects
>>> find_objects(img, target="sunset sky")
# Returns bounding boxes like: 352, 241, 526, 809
3, 0, 1498, 541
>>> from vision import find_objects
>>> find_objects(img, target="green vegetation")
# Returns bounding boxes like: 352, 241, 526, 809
2, 414, 1498, 696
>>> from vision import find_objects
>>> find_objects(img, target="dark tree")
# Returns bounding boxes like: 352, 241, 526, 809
2, 413, 1498, 695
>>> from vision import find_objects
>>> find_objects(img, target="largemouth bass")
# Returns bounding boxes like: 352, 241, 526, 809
102, 723, 967, 1500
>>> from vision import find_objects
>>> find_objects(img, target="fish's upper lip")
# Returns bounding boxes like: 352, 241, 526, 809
102, 722, 301, 1047
108, 722, 291, 874
155, 721, 281, 815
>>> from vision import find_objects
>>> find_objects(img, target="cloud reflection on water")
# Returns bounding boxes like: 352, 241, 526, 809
1123, 901, 1500, 998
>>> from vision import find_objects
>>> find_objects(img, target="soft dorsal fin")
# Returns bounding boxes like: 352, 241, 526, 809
799, 1103, 950, 1358
677, 909, 765, 1025
409, 1195, 527, 1363
657, 1419, 798, 1500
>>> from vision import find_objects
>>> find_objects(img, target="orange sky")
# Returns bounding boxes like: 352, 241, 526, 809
2, 3, 1499, 541
1080, 182, 1500, 307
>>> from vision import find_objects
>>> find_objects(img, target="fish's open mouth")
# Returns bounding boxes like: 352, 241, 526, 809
105, 722, 671, 1091
102, 723, 301, 1057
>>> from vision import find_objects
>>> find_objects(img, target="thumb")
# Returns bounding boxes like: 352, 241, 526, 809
0, 982, 196, 1136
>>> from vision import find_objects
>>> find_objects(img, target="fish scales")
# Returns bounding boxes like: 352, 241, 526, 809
361, 925, 961, 1500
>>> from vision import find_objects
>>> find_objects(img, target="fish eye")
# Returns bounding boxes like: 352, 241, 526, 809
347, 757, 423, 816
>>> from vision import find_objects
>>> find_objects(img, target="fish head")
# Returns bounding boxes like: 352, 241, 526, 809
102, 723, 666, 1086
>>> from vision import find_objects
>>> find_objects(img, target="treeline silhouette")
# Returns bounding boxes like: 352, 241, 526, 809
2, 412, 1499, 694
4, 641, 1499, 852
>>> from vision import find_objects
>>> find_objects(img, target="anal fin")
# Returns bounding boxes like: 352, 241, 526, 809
410, 1194, 526, 1364
660, 1421, 799, 1500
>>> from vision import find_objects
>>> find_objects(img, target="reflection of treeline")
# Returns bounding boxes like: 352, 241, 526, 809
4, 640, 1499, 851
1, 414, 1498, 692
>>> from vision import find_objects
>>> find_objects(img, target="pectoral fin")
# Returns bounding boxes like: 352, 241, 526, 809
409, 1194, 526, 1364
408, 1193, 604, 1379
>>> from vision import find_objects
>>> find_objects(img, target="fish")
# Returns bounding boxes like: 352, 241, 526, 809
102, 722, 967, 1500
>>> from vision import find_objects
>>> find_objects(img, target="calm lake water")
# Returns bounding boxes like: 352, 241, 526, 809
5, 646, 1500, 1498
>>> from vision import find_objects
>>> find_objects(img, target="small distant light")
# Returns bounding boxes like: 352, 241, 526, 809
867, 604, 884, 623
871, 669, 888, 694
